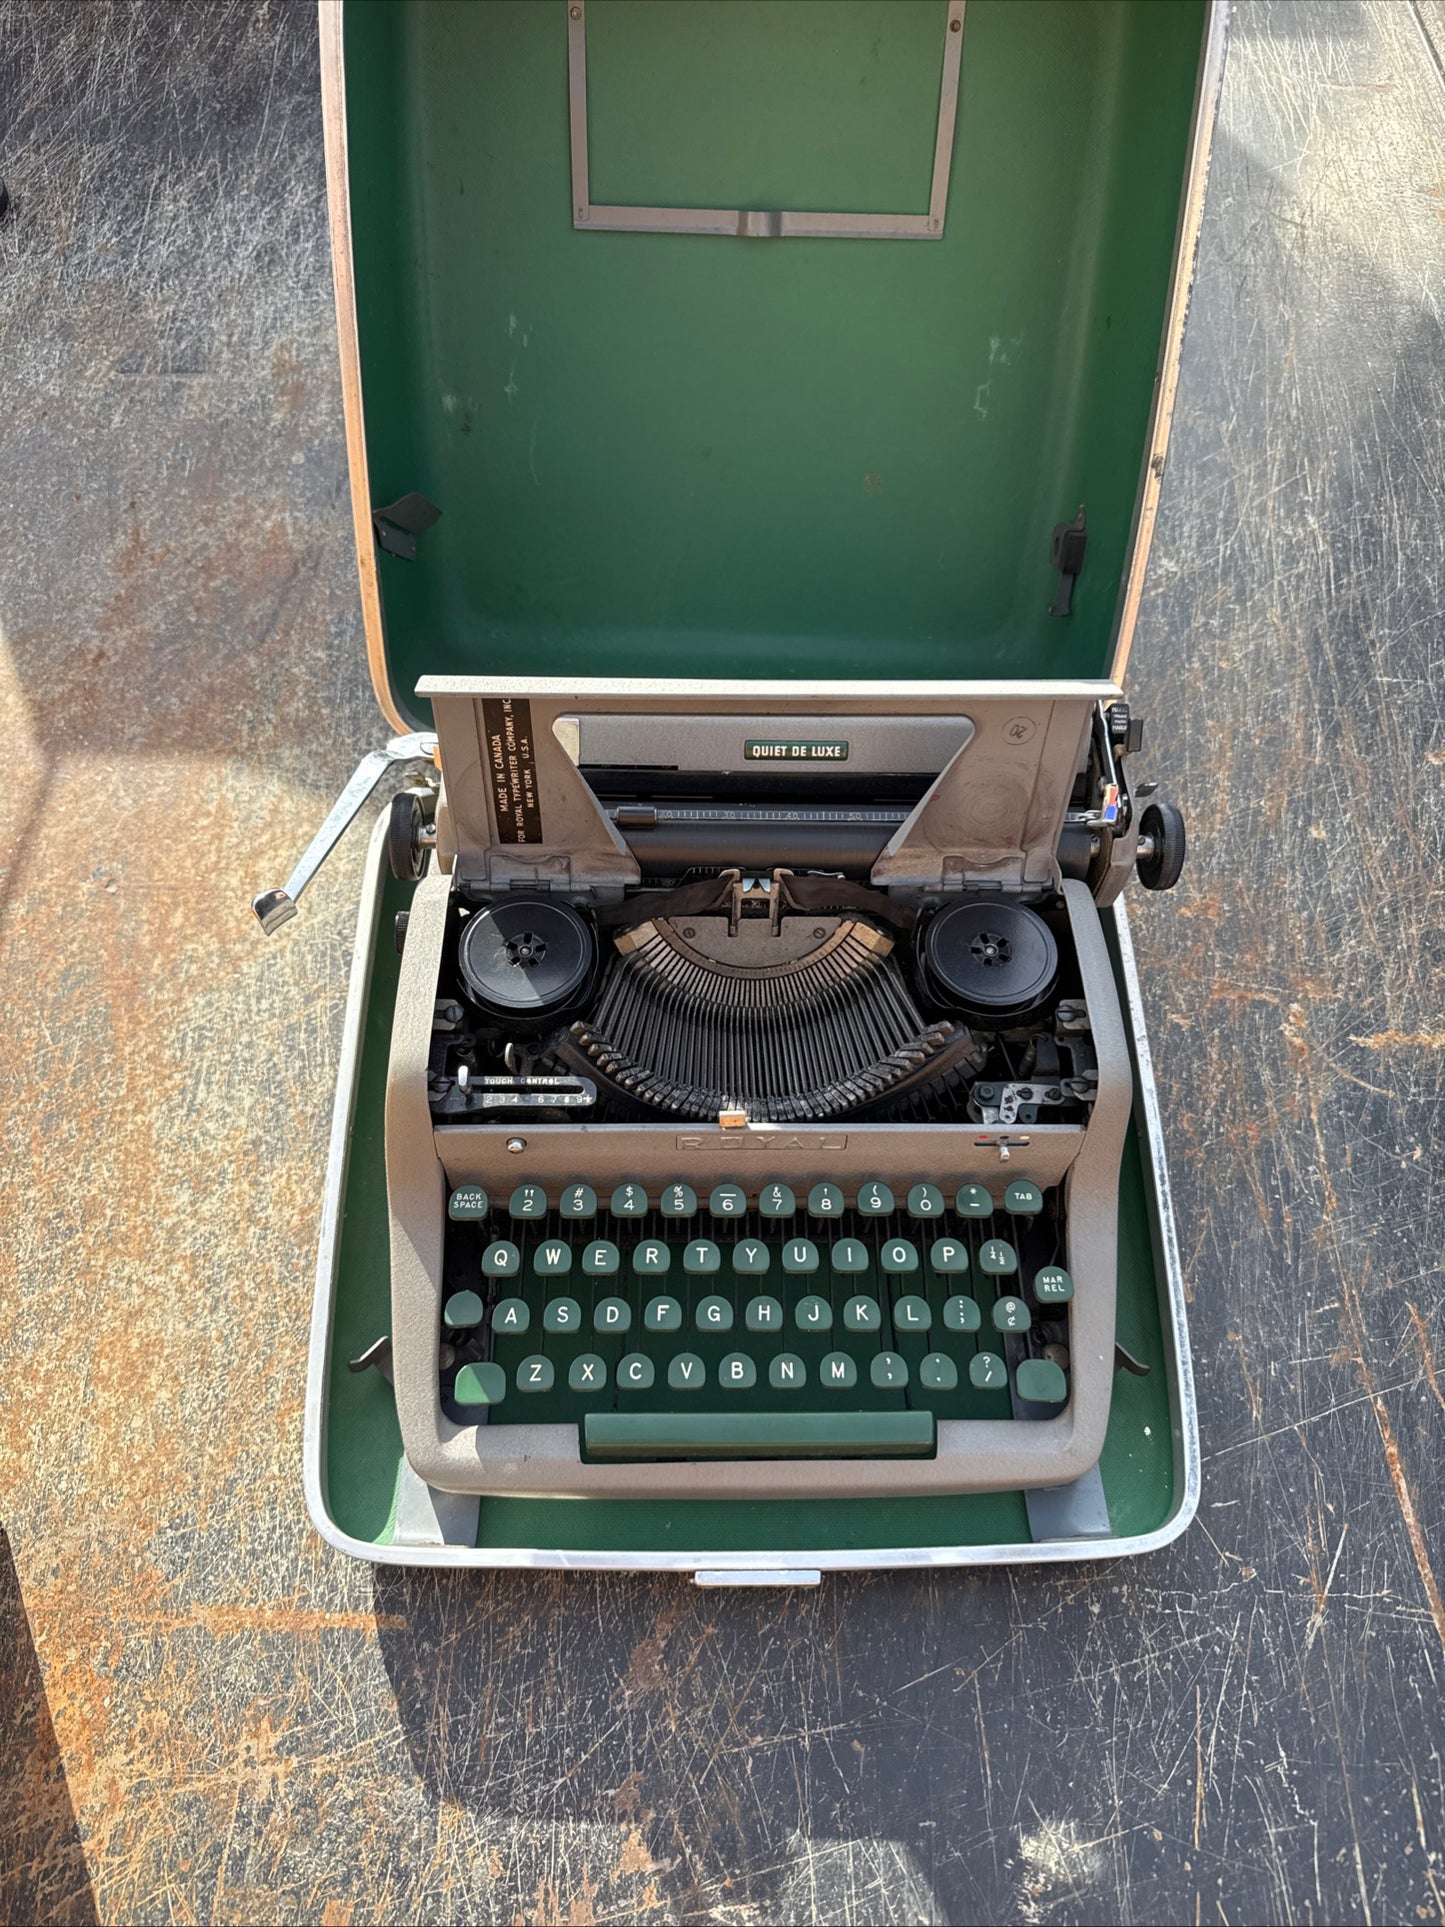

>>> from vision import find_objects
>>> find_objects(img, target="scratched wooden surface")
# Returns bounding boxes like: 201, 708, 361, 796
2, 2, 1443, 1921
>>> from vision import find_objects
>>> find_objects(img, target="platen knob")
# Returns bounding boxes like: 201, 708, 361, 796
1135, 802, 1186, 891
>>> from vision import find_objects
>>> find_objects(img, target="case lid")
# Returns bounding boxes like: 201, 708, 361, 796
324, 0, 1224, 729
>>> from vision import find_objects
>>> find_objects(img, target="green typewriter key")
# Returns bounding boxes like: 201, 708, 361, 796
746, 1295, 783, 1331
610, 1182, 648, 1217
559, 1183, 597, 1219
659, 1182, 697, 1218
667, 1353, 706, 1391
892, 1295, 932, 1332
920, 1352, 959, 1391
509, 1184, 547, 1219
1016, 1357, 1068, 1404
808, 1182, 846, 1218
516, 1354, 554, 1393
533, 1240, 573, 1275
482, 1240, 521, 1276
979, 1238, 1018, 1276
770, 1353, 806, 1390
794, 1294, 833, 1331
581, 1240, 620, 1274
820, 1352, 859, 1389
907, 1183, 946, 1218
683, 1239, 721, 1274
632, 1241, 672, 1275
943, 1294, 982, 1332
447, 1185, 489, 1221
732, 1241, 771, 1274
759, 1182, 796, 1217
644, 1296, 683, 1331
830, 1238, 870, 1274
696, 1294, 733, 1331
1004, 1180, 1044, 1217
969, 1350, 1007, 1390
492, 1297, 531, 1334
568, 1353, 607, 1393
453, 1362, 506, 1406
709, 1183, 747, 1218
719, 1353, 758, 1390
857, 1180, 895, 1214
930, 1238, 970, 1274
843, 1295, 881, 1331
782, 1239, 819, 1273
881, 1238, 919, 1274
992, 1295, 1031, 1334
617, 1352, 655, 1389
871, 1351, 909, 1388
1034, 1265, 1074, 1303
443, 1290, 484, 1329
955, 1184, 994, 1218
593, 1296, 632, 1332
543, 1296, 582, 1332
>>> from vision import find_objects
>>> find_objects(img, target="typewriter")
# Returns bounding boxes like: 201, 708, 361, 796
274, 677, 1183, 1501
257, 0, 1220, 1559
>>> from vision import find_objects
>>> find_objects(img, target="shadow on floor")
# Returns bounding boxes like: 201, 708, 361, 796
0, 1528, 99, 1926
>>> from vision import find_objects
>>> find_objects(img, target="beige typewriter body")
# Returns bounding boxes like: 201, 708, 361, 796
386, 677, 1135, 1500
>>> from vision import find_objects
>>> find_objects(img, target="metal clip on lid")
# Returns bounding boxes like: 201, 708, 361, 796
251, 731, 438, 933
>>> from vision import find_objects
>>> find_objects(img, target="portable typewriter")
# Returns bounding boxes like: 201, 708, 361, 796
260, 0, 1224, 1568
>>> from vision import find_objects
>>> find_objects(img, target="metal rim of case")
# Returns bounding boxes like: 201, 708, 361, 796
302, 811, 1201, 1573
566, 0, 966, 242
318, 1, 1230, 729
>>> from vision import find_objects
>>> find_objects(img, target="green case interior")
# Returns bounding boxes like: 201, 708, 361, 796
342, 0, 1207, 718
323, 862, 1179, 1555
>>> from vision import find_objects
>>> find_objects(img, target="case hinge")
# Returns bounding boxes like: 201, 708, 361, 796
373, 491, 442, 560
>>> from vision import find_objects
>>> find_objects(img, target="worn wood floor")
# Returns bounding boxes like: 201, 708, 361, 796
2, 2, 1444, 1922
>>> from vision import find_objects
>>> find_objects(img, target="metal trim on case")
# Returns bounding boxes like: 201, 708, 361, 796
567, 0, 965, 241
304, 828, 1200, 1572
1108, 2, 1230, 684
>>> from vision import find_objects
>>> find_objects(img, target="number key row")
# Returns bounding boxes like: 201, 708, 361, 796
449, 1180, 1047, 1222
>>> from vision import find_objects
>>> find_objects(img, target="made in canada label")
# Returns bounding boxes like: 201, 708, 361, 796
482, 696, 543, 843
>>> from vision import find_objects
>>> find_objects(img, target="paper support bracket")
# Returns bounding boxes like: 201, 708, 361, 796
567, 0, 965, 240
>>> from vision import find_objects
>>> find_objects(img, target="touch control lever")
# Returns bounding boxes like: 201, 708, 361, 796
251, 731, 438, 934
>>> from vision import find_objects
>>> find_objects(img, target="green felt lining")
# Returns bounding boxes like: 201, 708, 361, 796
341, 0, 1207, 721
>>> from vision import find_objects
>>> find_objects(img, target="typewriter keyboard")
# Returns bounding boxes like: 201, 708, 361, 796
437, 1180, 1075, 1460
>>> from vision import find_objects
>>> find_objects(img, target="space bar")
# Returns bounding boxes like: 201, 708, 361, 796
583, 1411, 936, 1460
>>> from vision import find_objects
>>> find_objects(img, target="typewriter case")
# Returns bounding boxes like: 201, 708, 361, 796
302, 0, 1225, 1575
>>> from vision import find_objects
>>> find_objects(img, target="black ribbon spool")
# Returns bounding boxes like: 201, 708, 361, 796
457, 896, 595, 1027
920, 899, 1059, 1029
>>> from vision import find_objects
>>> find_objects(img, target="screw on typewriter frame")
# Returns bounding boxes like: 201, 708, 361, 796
506, 1137, 527, 1153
